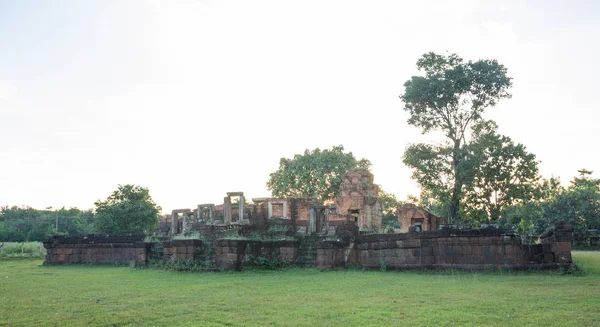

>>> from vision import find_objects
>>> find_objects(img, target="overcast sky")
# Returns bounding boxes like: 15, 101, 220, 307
1, 0, 598, 212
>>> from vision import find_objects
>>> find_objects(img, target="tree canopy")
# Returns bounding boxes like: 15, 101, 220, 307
462, 124, 540, 222
94, 184, 161, 234
266, 145, 371, 203
501, 170, 600, 242
400, 52, 513, 223
0, 206, 94, 241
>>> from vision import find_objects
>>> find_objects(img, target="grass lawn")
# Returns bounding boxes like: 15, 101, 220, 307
1, 252, 599, 326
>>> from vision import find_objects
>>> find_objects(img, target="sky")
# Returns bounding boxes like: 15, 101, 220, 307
1, 0, 599, 213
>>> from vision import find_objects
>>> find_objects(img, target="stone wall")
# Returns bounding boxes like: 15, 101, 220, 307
214, 239, 298, 270
45, 223, 573, 272
43, 234, 149, 266
397, 204, 445, 232
316, 223, 573, 270
162, 239, 204, 261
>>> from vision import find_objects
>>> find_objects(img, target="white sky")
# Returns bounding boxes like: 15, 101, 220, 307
1, 0, 598, 213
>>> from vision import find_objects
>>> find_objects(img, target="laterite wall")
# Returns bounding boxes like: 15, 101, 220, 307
43, 234, 149, 266
316, 223, 573, 270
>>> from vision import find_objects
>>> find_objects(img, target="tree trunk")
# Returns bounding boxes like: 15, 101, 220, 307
450, 141, 462, 225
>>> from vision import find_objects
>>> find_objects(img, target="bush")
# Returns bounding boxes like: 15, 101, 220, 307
241, 255, 293, 271
0, 242, 46, 257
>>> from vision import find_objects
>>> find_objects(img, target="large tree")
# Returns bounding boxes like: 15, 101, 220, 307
266, 145, 371, 203
94, 184, 161, 234
400, 52, 513, 223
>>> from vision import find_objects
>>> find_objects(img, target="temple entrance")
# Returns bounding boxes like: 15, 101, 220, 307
350, 209, 360, 225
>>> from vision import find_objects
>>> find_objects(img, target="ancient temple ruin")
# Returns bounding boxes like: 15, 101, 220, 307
397, 203, 446, 232
43, 169, 575, 272
158, 169, 383, 238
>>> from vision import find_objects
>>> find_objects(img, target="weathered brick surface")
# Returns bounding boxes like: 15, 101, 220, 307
315, 222, 573, 271
43, 234, 149, 266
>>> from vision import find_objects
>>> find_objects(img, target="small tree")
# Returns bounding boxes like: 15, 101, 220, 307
266, 145, 371, 203
94, 184, 161, 234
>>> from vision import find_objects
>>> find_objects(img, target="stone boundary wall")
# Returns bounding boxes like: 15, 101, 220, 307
215, 239, 298, 270
43, 234, 149, 266
162, 239, 204, 261
316, 223, 573, 270
43, 223, 573, 272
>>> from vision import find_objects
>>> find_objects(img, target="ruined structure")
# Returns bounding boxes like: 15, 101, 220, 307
397, 203, 446, 232
43, 170, 575, 272
156, 170, 383, 238
328, 170, 382, 230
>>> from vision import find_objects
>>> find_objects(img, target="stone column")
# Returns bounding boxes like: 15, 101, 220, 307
309, 208, 315, 234
171, 212, 178, 236
267, 202, 273, 219
282, 201, 287, 218
209, 205, 213, 222
197, 205, 202, 221
239, 195, 245, 223
224, 197, 232, 223
182, 212, 188, 233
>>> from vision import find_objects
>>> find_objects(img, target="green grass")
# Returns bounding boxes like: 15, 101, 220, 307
1, 252, 599, 326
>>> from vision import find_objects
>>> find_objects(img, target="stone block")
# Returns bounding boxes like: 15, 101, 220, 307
422, 255, 435, 265
555, 252, 572, 263
543, 252, 555, 263
504, 245, 514, 255
421, 246, 433, 257
357, 250, 369, 262
542, 244, 552, 252
395, 249, 409, 258
187, 246, 195, 255
551, 242, 571, 253
403, 239, 421, 248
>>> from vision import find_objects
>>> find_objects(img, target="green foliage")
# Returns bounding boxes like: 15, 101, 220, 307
463, 125, 540, 222
400, 52, 513, 223
266, 145, 371, 202
0, 206, 94, 241
0, 242, 46, 257
94, 184, 161, 234
266, 225, 291, 239
379, 259, 387, 272
241, 254, 293, 271
501, 170, 600, 242
378, 190, 402, 229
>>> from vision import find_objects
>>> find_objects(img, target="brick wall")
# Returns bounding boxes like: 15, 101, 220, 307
43, 234, 149, 266
316, 223, 573, 270
215, 239, 298, 270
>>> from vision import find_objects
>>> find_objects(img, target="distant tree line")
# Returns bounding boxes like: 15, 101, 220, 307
0, 184, 161, 242
0, 206, 95, 242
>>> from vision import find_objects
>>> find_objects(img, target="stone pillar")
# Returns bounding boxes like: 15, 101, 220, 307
282, 201, 287, 218
224, 197, 232, 223
239, 195, 245, 223
268, 202, 273, 219
171, 212, 178, 236
197, 205, 202, 221
182, 212, 188, 233
309, 208, 316, 234
209, 205, 213, 222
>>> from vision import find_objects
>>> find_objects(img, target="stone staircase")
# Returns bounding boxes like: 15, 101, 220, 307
295, 235, 322, 268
